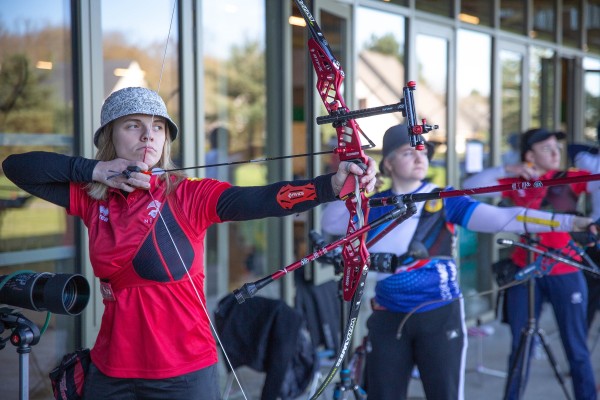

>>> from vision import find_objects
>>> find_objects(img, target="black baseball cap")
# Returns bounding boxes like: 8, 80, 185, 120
520, 128, 566, 161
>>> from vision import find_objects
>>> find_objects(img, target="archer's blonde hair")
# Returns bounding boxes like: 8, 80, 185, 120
86, 122, 186, 200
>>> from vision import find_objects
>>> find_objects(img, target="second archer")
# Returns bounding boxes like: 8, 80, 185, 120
321, 124, 595, 400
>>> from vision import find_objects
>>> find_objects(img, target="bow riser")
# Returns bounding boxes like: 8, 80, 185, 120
307, 39, 363, 159
342, 197, 370, 299
300, 5, 371, 302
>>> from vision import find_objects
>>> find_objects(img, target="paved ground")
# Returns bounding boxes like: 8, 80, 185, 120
221, 304, 600, 400
1, 302, 598, 399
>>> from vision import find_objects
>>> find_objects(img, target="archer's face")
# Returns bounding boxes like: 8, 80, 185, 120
384, 143, 429, 183
112, 114, 167, 168
525, 136, 562, 173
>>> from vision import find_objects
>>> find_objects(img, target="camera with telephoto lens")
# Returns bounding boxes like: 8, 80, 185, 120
0, 272, 90, 315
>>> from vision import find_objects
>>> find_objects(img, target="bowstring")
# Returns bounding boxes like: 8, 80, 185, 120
146, 1, 248, 398
146, 190, 248, 400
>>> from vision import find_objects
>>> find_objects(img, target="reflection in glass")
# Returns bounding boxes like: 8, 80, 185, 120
460, 0, 492, 27
562, 0, 581, 48
500, 0, 526, 35
500, 50, 523, 161
416, 34, 447, 187
586, 0, 600, 55
0, 1, 77, 398
532, 0, 556, 42
415, 0, 452, 17
202, 0, 266, 293
356, 7, 405, 174
457, 30, 491, 177
529, 47, 554, 129
583, 58, 600, 142
456, 31, 491, 319
101, 0, 180, 163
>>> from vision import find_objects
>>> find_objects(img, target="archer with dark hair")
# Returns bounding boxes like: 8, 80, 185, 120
464, 127, 598, 400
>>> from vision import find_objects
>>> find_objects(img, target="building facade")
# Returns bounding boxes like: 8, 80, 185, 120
0, 0, 599, 397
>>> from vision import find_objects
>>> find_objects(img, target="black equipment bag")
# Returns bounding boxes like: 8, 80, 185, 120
49, 348, 91, 400
492, 258, 518, 287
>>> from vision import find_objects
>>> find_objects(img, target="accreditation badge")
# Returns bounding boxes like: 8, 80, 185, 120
100, 281, 116, 301
424, 198, 443, 213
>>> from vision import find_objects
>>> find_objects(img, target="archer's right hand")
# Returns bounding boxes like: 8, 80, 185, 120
92, 158, 151, 192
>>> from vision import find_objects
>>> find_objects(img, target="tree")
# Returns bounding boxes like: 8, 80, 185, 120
363, 33, 403, 63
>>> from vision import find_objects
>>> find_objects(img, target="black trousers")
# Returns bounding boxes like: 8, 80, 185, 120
365, 300, 466, 400
82, 363, 220, 400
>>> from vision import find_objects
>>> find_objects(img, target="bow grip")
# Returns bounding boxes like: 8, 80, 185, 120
339, 159, 367, 200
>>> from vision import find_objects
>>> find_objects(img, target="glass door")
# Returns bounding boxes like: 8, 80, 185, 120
497, 41, 527, 161
412, 22, 452, 186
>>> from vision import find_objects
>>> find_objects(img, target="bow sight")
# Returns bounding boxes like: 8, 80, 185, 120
315, 81, 439, 151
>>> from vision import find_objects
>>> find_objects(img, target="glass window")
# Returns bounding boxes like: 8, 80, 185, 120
202, 1, 267, 293
562, 0, 581, 48
371, 0, 408, 7
500, 0, 526, 35
586, 0, 600, 55
415, 34, 448, 187
457, 30, 491, 178
101, 0, 181, 162
416, 0, 453, 18
500, 50, 523, 162
460, 0, 493, 27
355, 7, 406, 188
583, 57, 600, 142
456, 30, 492, 319
291, 1, 308, 176
0, 1, 77, 398
529, 47, 555, 129
532, 0, 556, 42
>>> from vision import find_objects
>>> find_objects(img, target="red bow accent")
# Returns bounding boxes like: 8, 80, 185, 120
300, 3, 371, 302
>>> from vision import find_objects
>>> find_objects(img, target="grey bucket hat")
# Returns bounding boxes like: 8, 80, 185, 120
93, 87, 179, 147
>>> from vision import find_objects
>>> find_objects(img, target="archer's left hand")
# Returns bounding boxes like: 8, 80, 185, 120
331, 158, 377, 196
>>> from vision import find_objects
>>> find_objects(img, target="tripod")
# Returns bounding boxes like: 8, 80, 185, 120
0, 307, 41, 400
502, 239, 571, 400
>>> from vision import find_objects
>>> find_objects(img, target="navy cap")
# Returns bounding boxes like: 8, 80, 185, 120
520, 128, 566, 161
379, 124, 434, 174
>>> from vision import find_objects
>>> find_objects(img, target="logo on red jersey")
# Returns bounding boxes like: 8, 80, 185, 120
147, 200, 161, 219
276, 184, 317, 209
99, 205, 109, 222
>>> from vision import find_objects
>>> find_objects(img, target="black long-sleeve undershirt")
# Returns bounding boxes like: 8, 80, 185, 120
3, 152, 98, 208
2, 152, 337, 220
